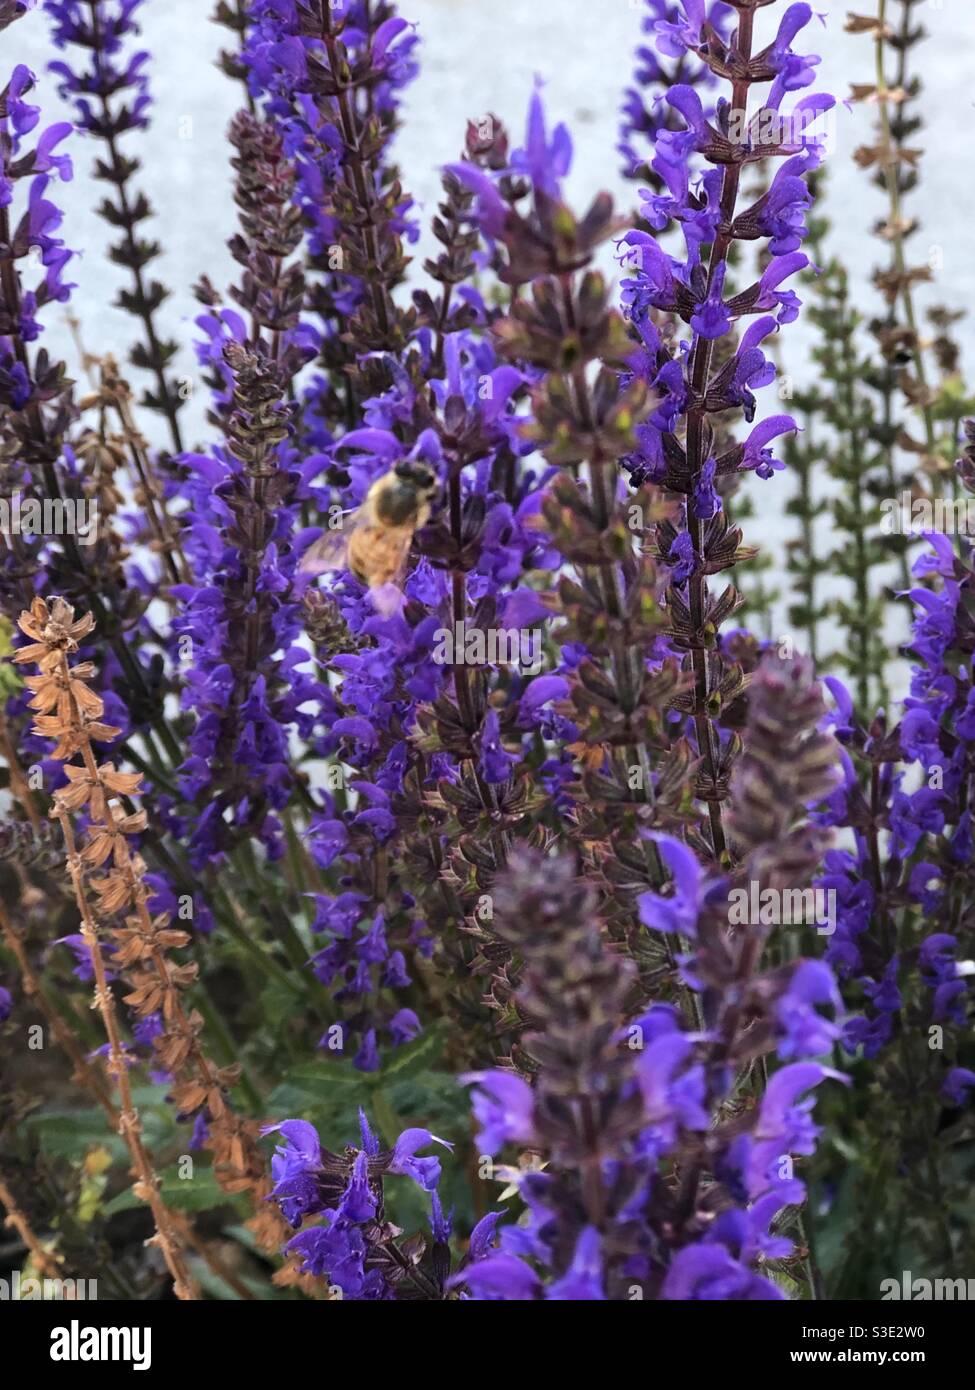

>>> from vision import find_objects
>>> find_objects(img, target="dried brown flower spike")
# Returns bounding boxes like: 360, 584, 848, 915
14, 595, 308, 1294
14, 596, 199, 1299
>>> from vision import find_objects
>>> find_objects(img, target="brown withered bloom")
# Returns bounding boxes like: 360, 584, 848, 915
14, 596, 199, 1299
14, 596, 311, 1293
15, 594, 94, 668
16, 599, 113, 760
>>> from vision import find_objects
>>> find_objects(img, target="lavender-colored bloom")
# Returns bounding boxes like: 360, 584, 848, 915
662, 1243, 785, 1301
618, 2, 728, 182
451, 1250, 541, 1301
353, 1028, 381, 1073
920, 934, 967, 1026
45, 1, 151, 135
468, 1211, 504, 1262
743, 1063, 847, 1199
942, 1068, 975, 1108
637, 833, 709, 938
545, 1227, 605, 1301
462, 1070, 536, 1154
389, 1128, 453, 1191
776, 960, 843, 1059
57, 933, 115, 984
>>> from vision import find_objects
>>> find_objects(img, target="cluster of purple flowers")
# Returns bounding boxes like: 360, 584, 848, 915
190, 0, 855, 1295
618, 2, 728, 182
0, 43, 77, 771
621, 4, 833, 496
815, 522, 974, 1077
264, 1111, 456, 1297
459, 1042, 843, 1301
0, 63, 73, 351
230, 3, 575, 1063
45, 0, 151, 136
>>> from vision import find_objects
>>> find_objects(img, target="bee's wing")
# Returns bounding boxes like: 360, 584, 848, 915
299, 509, 360, 575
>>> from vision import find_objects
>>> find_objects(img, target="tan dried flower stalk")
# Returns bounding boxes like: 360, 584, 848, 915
13, 595, 308, 1289
0, 898, 258, 1301
847, 2, 937, 465
0, 1174, 66, 1282
1, 678, 258, 1297
77, 356, 189, 588
13, 596, 199, 1298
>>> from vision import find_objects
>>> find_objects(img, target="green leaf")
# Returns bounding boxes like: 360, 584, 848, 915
103, 1165, 236, 1217
372, 1024, 446, 1082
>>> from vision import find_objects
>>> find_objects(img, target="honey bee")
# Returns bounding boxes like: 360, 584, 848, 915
300, 461, 439, 606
